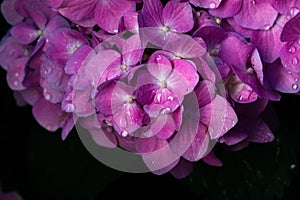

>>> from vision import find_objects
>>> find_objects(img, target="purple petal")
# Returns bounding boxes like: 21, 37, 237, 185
23, 5, 47, 29
172, 105, 183, 131
65, 45, 93, 75
43, 15, 70, 36
46, 0, 63, 8
190, 0, 222, 9
280, 41, 300, 73
233, 0, 278, 30
200, 95, 238, 139
202, 151, 223, 167
162, 0, 194, 32
94, 0, 135, 33
168, 59, 199, 96
61, 114, 75, 140
209, 0, 242, 18
219, 33, 255, 68
250, 15, 287, 63
141, 0, 163, 27
57, 0, 96, 25
10, 22, 38, 44
46, 28, 89, 66
119, 11, 139, 32
227, 75, 258, 104
45, 59, 69, 92
95, 80, 117, 117
266, 59, 300, 93
269, 0, 300, 14
219, 127, 248, 146
170, 159, 194, 179
19, 87, 42, 106
6, 57, 27, 90
163, 34, 206, 58
235, 98, 269, 117
40, 78, 65, 104
1, 0, 24, 25
32, 97, 62, 132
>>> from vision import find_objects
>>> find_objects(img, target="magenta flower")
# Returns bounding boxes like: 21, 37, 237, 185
141, 0, 194, 46
135, 53, 199, 117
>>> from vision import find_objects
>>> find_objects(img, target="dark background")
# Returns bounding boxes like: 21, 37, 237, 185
0, 7, 300, 200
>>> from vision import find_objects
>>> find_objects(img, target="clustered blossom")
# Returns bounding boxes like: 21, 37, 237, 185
1, 0, 299, 178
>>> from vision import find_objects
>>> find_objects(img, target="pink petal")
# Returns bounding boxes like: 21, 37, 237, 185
201, 95, 238, 139
94, 0, 135, 33
162, 0, 194, 32
88, 126, 118, 148
163, 34, 206, 58
169, 93, 203, 160
194, 80, 216, 108
168, 59, 199, 96
23, 5, 47, 29
152, 114, 176, 139
147, 54, 172, 80
233, 0, 278, 30
19, 87, 42, 106
61, 114, 75, 140
281, 12, 300, 42
32, 97, 62, 132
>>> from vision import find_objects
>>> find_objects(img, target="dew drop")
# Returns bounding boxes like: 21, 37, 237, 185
292, 84, 298, 90
238, 95, 243, 101
288, 46, 296, 53
13, 80, 19, 86
292, 57, 298, 65
160, 107, 171, 114
263, 24, 271, 30
64, 103, 75, 112
44, 93, 52, 101
287, 70, 292, 74
251, 0, 255, 5
220, 116, 225, 122
121, 130, 128, 137
208, 2, 216, 8
290, 164, 296, 170
15, 73, 19, 77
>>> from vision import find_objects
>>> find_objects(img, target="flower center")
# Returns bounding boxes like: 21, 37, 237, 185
161, 26, 170, 33
127, 96, 134, 104
37, 29, 43, 36
159, 80, 167, 88
120, 64, 127, 71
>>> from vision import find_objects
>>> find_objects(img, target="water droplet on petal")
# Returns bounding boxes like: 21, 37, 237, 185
121, 130, 128, 137
64, 103, 75, 112
160, 107, 171, 114
15, 73, 19, 77
44, 93, 52, 101
292, 84, 298, 90
251, 0, 256, 5
208, 2, 216, 8
220, 116, 225, 122
290, 164, 296, 170
238, 95, 243, 101
288, 46, 296, 53
287, 70, 292, 74
13, 81, 19, 86
263, 24, 271, 30
292, 57, 298, 65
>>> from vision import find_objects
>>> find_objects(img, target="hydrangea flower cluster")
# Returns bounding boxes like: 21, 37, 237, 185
1, 0, 299, 178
